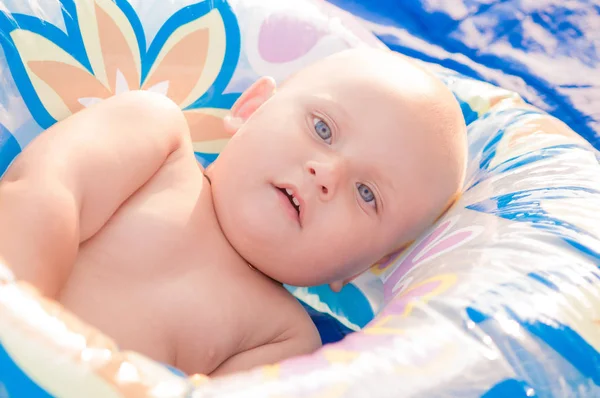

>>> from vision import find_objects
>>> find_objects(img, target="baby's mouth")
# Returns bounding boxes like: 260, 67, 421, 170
277, 187, 301, 216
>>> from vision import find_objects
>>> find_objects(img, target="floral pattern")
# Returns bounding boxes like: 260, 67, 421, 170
0, 0, 241, 164
0, 123, 21, 176
376, 216, 483, 301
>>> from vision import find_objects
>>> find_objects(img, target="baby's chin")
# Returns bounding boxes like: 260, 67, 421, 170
261, 271, 335, 288
244, 257, 324, 287
248, 253, 359, 287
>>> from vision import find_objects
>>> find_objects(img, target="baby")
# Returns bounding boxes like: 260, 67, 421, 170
0, 48, 467, 376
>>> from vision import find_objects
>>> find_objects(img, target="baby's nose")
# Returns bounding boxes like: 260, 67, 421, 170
305, 158, 344, 200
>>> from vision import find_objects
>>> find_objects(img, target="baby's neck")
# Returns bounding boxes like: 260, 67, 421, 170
202, 172, 282, 287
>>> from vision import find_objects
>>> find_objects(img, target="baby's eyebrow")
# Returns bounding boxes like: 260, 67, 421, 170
310, 94, 352, 126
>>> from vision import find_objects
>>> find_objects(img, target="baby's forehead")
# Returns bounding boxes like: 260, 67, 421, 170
286, 52, 458, 165
297, 66, 440, 117
304, 51, 437, 89
313, 80, 429, 135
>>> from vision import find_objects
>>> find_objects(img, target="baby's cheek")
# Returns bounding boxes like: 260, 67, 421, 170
329, 228, 369, 261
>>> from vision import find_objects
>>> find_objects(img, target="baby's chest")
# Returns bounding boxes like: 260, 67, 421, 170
65, 192, 265, 371
78, 173, 210, 272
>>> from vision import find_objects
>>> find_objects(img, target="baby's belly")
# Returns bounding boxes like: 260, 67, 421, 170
58, 243, 244, 375
58, 250, 182, 364
58, 242, 238, 372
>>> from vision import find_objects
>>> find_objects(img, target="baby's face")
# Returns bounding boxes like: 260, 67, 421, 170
208, 49, 466, 287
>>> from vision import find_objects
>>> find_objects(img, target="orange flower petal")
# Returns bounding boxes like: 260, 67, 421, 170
28, 60, 111, 116
95, 2, 140, 92
185, 109, 230, 143
143, 29, 209, 105
508, 116, 583, 148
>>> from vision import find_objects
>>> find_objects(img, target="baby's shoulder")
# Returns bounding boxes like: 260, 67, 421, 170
280, 294, 321, 347
249, 281, 320, 347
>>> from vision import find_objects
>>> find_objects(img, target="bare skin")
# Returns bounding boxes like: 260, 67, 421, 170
0, 49, 467, 376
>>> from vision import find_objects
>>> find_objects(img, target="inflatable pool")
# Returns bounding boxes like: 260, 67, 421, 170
1, 0, 599, 397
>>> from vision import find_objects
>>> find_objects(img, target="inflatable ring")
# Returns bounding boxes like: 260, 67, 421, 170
1, 1, 600, 397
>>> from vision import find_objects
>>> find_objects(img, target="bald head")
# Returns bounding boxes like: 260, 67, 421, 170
283, 48, 454, 105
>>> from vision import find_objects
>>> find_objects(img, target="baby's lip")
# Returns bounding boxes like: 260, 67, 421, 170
273, 183, 305, 227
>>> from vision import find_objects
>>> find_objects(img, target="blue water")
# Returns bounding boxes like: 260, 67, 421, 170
327, 0, 600, 150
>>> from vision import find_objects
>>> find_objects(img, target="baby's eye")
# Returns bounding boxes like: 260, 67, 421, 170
356, 183, 376, 209
313, 117, 332, 144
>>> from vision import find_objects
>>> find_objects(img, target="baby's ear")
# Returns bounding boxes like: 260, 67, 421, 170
329, 280, 345, 293
223, 76, 276, 135
329, 273, 362, 293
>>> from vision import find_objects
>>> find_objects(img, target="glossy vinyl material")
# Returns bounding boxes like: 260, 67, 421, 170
0, 1, 599, 397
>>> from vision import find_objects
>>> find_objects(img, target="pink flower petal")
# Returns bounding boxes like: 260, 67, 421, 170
414, 230, 475, 264
258, 14, 328, 63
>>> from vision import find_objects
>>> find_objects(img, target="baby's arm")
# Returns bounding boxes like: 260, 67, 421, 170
0, 91, 189, 297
